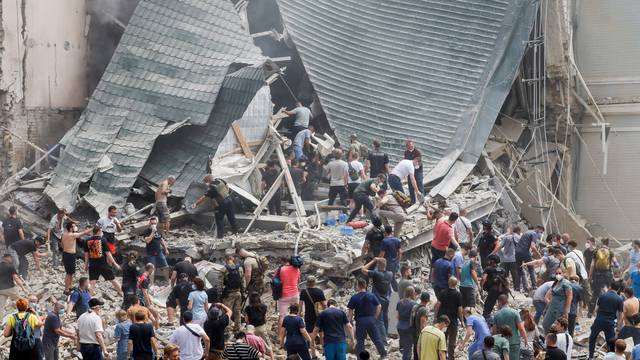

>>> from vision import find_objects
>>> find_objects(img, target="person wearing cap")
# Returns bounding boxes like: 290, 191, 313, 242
42, 301, 76, 360
365, 139, 389, 178
2, 206, 25, 249
77, 298, 108, 360
46, 208, 69, 267
299, 275, 326, 333
0, 253, 27, 322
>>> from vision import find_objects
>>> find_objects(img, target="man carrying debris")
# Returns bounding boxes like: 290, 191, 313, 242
84, 226, 123, 296
236, 247, 267, 296
155, 175, 176, 239
192, 175, 238, 239
46, 208, 68, 267
326, 149, 349, 207
404, 140, 424, 204
142, 217, 170, 284
346, 173, 385, 223
61, 222, 92, 294
285, 101, 312, 139
0, 254, 27, 322
222, 254, 244, 332
388, 157, 422, 201
96, 205, 123, 262
2, 206, 25, 250
365, 139, 389, 178
292, 125, 315, 161
8, 236, 47, 281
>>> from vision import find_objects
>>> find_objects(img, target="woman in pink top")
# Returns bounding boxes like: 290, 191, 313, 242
276, 256, 301, 323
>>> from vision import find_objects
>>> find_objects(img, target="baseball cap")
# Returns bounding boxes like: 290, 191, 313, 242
88, 298, 104, 308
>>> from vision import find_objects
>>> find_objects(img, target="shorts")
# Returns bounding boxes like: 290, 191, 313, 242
166, 292, 177, 308
89, 264, 115, 281
103, 233, 117, 255
148, 253, 168, 269
460, 286, 476, 308
156, 201, 170, 223
62, 252, 76, 274
347, 183, 359, 198
277, 295, 300, 317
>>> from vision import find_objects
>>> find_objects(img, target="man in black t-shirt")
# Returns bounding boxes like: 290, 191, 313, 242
167, 273, 193, 325
362, 218, 385, 263
8, 237, 47, 280
204, 303, 233, 354
142, 217, 170, 284
0, 254, 27, 321
128, 310, 158, 359
261, 160, 282, 215
192, 175, 238, 239
170, 256, 197, 286
299, 276, 327, 332
434, 277, 464, 360
2, 206, 25, 249
478, 220, 498, 269
84, 226, 122, 296
365, 139, 390, 178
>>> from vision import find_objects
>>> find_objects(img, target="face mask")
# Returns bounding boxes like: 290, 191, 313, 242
58, 309, 65, 316
555, 274, 563, 281
585, 243, 591, 249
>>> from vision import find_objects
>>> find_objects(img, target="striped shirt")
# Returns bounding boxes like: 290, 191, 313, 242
222, 342, 260, 360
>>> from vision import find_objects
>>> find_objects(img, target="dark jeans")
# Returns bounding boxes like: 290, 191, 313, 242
347, 193, 375, 222
568, 313, 577, 337
376, 297, 390, 339
328, 186, 348, 206
388, 261, 399, 292
214, 198, 238, 239
388, 174, 404, 193
445, 322, 458, 360
589, 270, 613, 314
618, 326, 640, 345
589, 319, 616, 358
515, 252, 536, 291
80, 343, 103, 360
398, 328, 413, 360
286, 344, 311, 360
355, 316, 387, 356
501, 262, 518, 290
483, 288, 503, 318
533, 300, 546, 323
268, 190, 282, 215
408, 169, 424, 204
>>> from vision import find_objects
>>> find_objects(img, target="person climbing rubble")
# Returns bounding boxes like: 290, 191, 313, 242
46, 208, 70, 268
96, 205, 123, 263
61, 222, 92, 294
142, 217, 170, 285
83, 226, 122, 296
236, 247, 267, 297
155, 175, 176, 239
192, 175, 238, 239
222, 254, 244, 332
347, 173, 384, 223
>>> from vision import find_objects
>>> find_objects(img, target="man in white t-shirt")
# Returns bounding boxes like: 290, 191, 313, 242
454, 209, 473, 245
389, 158, 421, 198
554, 318, 574, 360
347, 150, 366, 203
326, 149, 349, 206
77, 298, 109, 359
169, 311, 210, 360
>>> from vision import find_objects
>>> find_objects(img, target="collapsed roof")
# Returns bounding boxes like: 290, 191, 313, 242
45, 0, 267, 214
276, 0, 538, 197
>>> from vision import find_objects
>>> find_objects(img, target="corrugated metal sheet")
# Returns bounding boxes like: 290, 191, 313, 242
277, 0, 537, 197
45, 0, 264, 214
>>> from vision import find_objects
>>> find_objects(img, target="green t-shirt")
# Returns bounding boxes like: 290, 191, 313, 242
492, 335, 510, 360
354, 179, 376, 197
419, 325, 447, 360
493, 307, 522, 345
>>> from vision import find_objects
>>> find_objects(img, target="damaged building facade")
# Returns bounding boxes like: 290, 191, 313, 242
0, 0, 638, 247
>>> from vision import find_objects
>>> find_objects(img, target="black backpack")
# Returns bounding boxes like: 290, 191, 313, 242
12, 313, 36, 351
224, 264, 242, 291
271, 267, 283, 301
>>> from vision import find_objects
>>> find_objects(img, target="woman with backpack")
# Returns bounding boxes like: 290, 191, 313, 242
3, 297, 41, 359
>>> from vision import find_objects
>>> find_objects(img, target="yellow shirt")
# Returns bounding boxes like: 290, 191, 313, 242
6, 311, 40, 331
419, 325, 447, 360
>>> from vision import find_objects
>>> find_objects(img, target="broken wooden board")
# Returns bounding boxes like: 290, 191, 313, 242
231, 121, 254, 159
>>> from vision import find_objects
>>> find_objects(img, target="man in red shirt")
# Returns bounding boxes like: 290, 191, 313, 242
431, 212, 460, 264
275, 256, 300, 324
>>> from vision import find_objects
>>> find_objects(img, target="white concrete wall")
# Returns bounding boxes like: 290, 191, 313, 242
23, 0, 88, 108
1, 0, 25, 102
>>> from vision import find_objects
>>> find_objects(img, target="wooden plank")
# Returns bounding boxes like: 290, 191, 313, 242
275, 145, 307, 223
228, 183, 261, 206
231, 121, 254, 159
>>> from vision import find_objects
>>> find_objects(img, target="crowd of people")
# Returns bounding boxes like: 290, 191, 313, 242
0, 106, 640, 360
